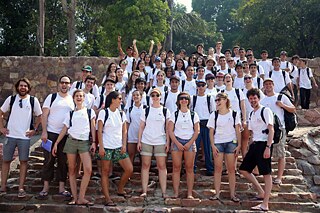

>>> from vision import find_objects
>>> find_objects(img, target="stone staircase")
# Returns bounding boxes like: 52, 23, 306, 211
0, 139, 319, 213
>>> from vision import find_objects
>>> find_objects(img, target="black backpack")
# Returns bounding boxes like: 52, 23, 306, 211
128, 105, 147, 122
76, 81, 93, 94
69, 108, 92, 140
145, 106, 167, 131
174, 110, 195, 127
192, 95, 211, 113
214, 110, 237, 135
7, 95, 35, 130
277, 94, 297, 133
251, 107, 282, 144
103, 108, 124, 128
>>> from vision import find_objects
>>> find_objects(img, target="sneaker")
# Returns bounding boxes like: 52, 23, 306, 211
109, 174, 120, 181
18, 189, 26, 198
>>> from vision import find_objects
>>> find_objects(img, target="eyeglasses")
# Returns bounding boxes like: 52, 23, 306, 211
179, 96, 189, 101
60, 81, 70, 84
197, 84, 206, 87
19, 99, 23, 108
244, 77, 252, 80
117, 97, 122, 100
151, 94, 160, 98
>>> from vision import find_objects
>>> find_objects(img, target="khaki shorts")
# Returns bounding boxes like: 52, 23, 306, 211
63, 137, 90, 154
272, 128, 286, 160
140, 142, 167, 157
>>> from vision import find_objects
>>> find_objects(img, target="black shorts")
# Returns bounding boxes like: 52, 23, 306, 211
239, 141, 272, 175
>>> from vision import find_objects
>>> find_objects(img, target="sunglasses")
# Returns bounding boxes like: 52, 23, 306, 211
179, 96, 189, 101
197, 84, 206, 87
151, 94, 160, 98
60, 81, 70, 84
19, 99, 23, 108
117, 97, 122, 100
244, 77, 252, 80
227, 60, 233, 62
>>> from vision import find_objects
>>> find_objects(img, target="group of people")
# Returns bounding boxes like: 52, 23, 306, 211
0, 40, 318, 211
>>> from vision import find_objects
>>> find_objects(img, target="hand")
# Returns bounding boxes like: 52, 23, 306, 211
99, 147, 105, 158
263, 147, 271, 159
242, 121, 247, 129
157, 42, 162, 49
41, 131, 48, 142
90, 143, 96, 153
212, 145, 219, 157
101, 103, 105, 109
137, 142, 142, 152
0, 127, 9, 136
176, 142, 185, 151
315, 83, 318, 89
25, 130, 36, 138
150, 40, 155, 45
234, 145, 241, 157
121, 144, 126, 154
52, 143, 58, 157
165, 142, 170, 153
133, 39, 137, 45
183, 141, 192, 151
117, 36, 121, 42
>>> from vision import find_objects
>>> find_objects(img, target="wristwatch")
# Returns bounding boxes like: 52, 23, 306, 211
266, 145, 271, 148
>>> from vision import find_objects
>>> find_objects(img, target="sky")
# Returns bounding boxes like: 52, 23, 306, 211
176, 0, 192, 13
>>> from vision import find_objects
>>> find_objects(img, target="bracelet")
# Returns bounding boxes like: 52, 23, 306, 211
266, 145, 271, 148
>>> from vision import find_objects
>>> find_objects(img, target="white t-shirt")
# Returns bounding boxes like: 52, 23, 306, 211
164, 91, 180, 114
205, 88, 218, 96
242, 88, 265, 121
150, 68, 162, 86
126, 105, 144, 143
180, 79, 197, 96
256, 65, 265, 77
124, 92, 147, 111
147, 85, 168, 105
248, 106, 273, 142
94, 94, 107, 109
233, 77, 245, 89
268, 70, 292, 93
298, 67, 313, 89
219, 88, 245, 113
125, 56, 135, 74
174, 70, 187, 80
191, 95, 215, 120
43, 93, 74, 134
291, 65, 299, 85
219, 68, 237, 76
70, 81, 99, 99
1, 95, 42, 140
64, 108, 95, 140
215, 84, 226, 91
115, 81, 126, 92
140, 106, 171, 145
169, 110, 200, 140
252, 77, 263, 89
207, 110, 241, 144
69, 88, 95, 109
259, 60, 272, 74
280, 61, 292, 71
97, 108, 126, 149
260, 93, 293, 128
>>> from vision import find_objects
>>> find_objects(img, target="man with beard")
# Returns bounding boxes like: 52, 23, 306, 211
239, 88, 274, 212
37, 75, 74, 199
0, 78, 42, 197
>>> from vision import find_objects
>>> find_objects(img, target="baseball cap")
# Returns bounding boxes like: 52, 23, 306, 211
205, 73, 215, 80
170, 75, 180, 82
196, 80, 206, 86
150, 88, 162, 96
216, 71, 225, 77
82, 65, 92, 72
235, 61, 243, 68
155, 56, 161, 62
263, 78, 274, 83
280, 51, 287, 55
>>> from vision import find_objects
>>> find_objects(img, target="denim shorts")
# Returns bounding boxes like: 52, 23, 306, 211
215, 141, 237, 154
172, 137, 196, 152
3, 137, 30, 161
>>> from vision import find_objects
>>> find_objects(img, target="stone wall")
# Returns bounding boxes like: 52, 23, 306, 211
0, 56, 320, 105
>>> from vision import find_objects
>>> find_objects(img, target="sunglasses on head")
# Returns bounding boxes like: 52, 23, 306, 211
151, 94, 160, 98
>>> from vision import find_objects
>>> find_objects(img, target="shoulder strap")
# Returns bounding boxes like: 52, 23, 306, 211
100, 87, 105, 95
235, 88, 241, 111
181, 80, 186, 91
260, 107, 266, 124
269, 71, 272, 78
146, 96, 150, 106
207, 95, 211, 113
192, 95, 197, 111
69, 110, 74, 127
307, 67, 310, 79
286, 61, 289, 68
7, 95, 16, 126
277, 94, 283, 102
152, 68, 156, 75
232, 110, 237, 129
163, 91, 169, 106
75, 81, 81, 89
163, 107, 167, 132
257, 65, 260, 74
103, 109, 109, 127
282, 71, 286, 85
214, 111, 219, 135
99, 94, 104, 109
164, 86, 168, 92
190, 110, 195, 125
87, 108, 92, 140
228, 68, 231, 74
29, 96, 35, 130
174, 110, 179, 127
298, 68, 301, 77
257, 77, 261, 89
145, 106, 150, 120
129, 106, 134, 122
50, 93, 57, 107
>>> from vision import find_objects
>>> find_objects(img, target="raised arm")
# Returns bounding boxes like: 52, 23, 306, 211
117, 35, 125, 58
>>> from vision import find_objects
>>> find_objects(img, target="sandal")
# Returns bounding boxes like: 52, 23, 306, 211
36, 191, 48, 200
117, 192, 132, 198
68, 200, 77, 205
273, 179, 282, 185
209, 195, 221, 201
58, 190, 71, 197
17, 189, 26, 198
105, 201, 116, 206
187, 195, 194, 199
231, 196, 240, 202
140, 192, 147, 198
251, 204, 269, 211
77, 201, 94, 206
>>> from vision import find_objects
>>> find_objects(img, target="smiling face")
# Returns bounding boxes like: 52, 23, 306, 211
73, 91, 85, 105
224, 74, 233, 86
248, 94, 260, 109
112, 95, 122, 108
215, 96, 227, 110
59, 76, 71, 94
17, 81, 29, 97
263, 81, 274, 94
85, 79, 95, 91
132, 90, 142, 103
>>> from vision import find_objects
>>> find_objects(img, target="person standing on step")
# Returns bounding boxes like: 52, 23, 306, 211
239, 88, 274, 212
168, 92, 200, 199
0, 78, 42, 198
38, 75, 74, 199
191, 80, 215, 176
163, 76, 181, 114
260, 78, 295, 186
207, 92, 241, 202
137, 88, 171, 198
51, 89, 96, 206
97, 91, 133, 206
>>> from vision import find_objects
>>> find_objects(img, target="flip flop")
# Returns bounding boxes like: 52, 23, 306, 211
250, 196, 264, 201
77, 201, 94, 206
187, 195, 194, 199
58, 190, 71, 197
117, 192, 132, 198
209, 195, 222, 201
140, 193, 147, 198
36, 191, 48, 200
251, 204, 269, 211
273, 179, 282, 185
231, 196, 240, 202
68, 200, 77, 205
104, 201, 116, 206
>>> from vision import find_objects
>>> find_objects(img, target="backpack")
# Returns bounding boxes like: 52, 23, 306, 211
174, 110, 195, 127
250, 107, 282, 144
7, 95, 35, 130
277, 94, 297, 132
145, 106, 167, 131
269, 70, 286, 85
76, 81, 93, 94
103, 108, 124, 128
128, 104, 147, 122
298, 68, 311, 80
257, 77, 261, 89
181, 80, 186, 91
221, 89, 241, 114
50, 93, 57, 107
98, 94, 104, 109
214, 110, 237, 135
192, 95, 211, 113
69, 108, 92, 140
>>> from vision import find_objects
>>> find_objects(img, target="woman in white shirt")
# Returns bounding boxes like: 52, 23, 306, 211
138, 88, 171, 198
207, 92, 241, 202
97, 91, 133, 206
115, 68, 126, 92
168, 92, 200, 199
126, 90, 144, 163
52, 89, 96, 206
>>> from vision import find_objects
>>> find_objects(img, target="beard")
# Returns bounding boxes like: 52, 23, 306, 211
17, 89, 28, 97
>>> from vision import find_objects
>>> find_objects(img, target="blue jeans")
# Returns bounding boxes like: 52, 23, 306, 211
194, 125, 213, 173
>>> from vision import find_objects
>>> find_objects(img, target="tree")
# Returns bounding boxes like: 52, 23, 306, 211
61, 0, 76, 56
38, 0, 45, 55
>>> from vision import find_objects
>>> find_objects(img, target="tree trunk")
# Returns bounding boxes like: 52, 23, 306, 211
39, 0, 45, 56
61, 0, 77, 56
164, 0, 173, 50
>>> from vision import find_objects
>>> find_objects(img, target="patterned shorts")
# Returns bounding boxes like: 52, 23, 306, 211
96, 147, 128, 162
